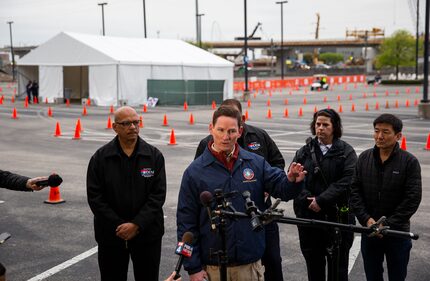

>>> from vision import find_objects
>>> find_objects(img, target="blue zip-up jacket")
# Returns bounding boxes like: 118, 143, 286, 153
176, 147, 303, 274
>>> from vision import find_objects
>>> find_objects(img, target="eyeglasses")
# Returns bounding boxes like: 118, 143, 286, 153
115, 120, 141, 127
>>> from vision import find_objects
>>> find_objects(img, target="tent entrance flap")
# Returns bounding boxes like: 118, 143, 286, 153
63, 66, 89, 103
147, 79, 224, 105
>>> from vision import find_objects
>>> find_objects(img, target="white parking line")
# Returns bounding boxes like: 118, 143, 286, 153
26, 246, 98, 281
349, 235, 361, 274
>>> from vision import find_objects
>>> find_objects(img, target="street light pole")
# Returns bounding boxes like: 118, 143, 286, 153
98, 2, 107, 36
196, 0, 199, 44
423, 0, 429, 103
143, 0, 147, 38
243, 0, 249, 99
6, 21, 15, 82
276, 1, 288, 80
198, 13, 205, 48
416, 0, 420, 79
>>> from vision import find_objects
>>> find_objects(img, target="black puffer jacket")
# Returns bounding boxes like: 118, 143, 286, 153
350, 143, 422, 232
0, 170, 30, 191
293, 137, 357, 221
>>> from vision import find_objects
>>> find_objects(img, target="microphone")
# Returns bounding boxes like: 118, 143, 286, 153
35, 174, 63, 187
174, 231, 194, 280
242, 191, 263, 232
200, 191, 216, 231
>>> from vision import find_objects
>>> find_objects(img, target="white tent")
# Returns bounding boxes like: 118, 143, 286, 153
17, 32, 234, 106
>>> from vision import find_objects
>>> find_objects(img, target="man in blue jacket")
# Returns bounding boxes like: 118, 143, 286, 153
177, 106, 307, 281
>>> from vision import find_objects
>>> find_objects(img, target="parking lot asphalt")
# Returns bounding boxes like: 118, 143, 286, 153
0, 82, 429, 281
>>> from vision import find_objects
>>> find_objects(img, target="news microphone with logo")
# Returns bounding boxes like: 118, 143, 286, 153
242, 190, 263, 231
174, 231, 194, 280
200, 191, 216, 231
35, 174, 63, 187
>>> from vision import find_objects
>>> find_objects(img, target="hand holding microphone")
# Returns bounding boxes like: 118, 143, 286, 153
174, 231, 194, 280
27, 174, 63, 191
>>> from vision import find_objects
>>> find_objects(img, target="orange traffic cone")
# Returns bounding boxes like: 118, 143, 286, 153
54, 122, 62, 137
11, 95, 15, 103
385, 90, 389, 96
303, 97, 307, 105
211, 101, 216, 110
337, 95, 341, 102
373, 92, 377, 98
66, 99, 70, 107
184, 101, 188, 111
82, 106, 87, 116
0, 95, 3, 105
267, 99, 271, 106
375, 102, 379, 110
365, 103, 369, 111
162, 114, 168, 126
45, 97, 48, 104
351, 103, 356, 112
189, 113, 195, 125
405, 100, 410, 107
267, 108, 272, 119
284, 98, 288, 105
87, 98, 91, 106
24, 98, 28, 108
48, 107, 53, 117
314, 106, 318, 113
143, 104, 148, 113
44, 186, 65, 204
168, 129, 177, 145
283, 108, 289, 118
245, 109, 249, 121
110, 105, 115, 114
106, 116, 112, 129
76, 118, 83, 132
385, 100, 390, 109
395, 100, 399, 108
323, 96, 327, 103
349, 94, 352, 100
253, 92, 257, 99
338, 104, 343, 113
396, 89, 399, 95
12, 107, 18, 119
400, 136, 407, 150
139, 116, 144, 128
425, 133, 430, 150
73, 120, 81, 139
298, 107, 303, 117
247, 99, 251, 108
363, 92, 367, 98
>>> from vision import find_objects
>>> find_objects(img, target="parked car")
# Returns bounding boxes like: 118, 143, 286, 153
310, 74, 329, 91
314, 63, 331, 69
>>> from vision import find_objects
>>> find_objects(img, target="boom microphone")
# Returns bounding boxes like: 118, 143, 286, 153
35, 174, 63, 187
200, 191, 216, 231
174, 231, 194, 280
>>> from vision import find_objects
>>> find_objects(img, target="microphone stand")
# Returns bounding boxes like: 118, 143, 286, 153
206, 192, 419, 281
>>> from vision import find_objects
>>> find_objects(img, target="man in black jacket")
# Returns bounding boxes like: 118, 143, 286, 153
350, 113, 422, 281
194, 99, 285, 281
87, 106, 166, 281
292, 109, 357, 281
1, 170, 49, 281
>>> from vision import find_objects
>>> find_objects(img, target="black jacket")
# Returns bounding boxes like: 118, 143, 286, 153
293, 137, 357, 220
194, 123, 285, 169
350, 143, 422, 232
0, 170, 30, 191
87, 136, 166, 244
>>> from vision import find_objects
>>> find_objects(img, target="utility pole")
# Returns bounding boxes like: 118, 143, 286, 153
196, 0, 199, 44
276, 1, 288, 80
419, 0, 430, 119
142, 0, 147, 38
243, 0, 249, 100
416, 0, 420, 79
98, 3, 107, 36
198, 13, 205, 47
6, 21, 15, 81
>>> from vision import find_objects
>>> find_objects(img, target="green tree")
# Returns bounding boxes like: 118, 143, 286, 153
303, 53, 313, 64
376, 30, 416, 80
319, 52, 344, 65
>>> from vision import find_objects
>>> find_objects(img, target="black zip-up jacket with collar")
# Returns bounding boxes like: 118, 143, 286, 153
350, 143, 422, 232
292, 137, 357, 220
0, 170, 30, 191
87, 136, 166, 243
194, 123, 285, 170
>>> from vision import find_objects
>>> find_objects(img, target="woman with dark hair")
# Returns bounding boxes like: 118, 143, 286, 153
292, 109, 357, 281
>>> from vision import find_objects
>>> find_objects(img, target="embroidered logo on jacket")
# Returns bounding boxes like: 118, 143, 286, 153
140, 168, 154, 177
247, 142, 261, 151
243, 168, 255, 180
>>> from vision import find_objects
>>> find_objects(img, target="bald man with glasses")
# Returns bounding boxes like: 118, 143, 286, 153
87, 106, 167, 281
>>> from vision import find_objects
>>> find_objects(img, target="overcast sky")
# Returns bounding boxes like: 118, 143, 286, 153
0, 0, 425, 48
